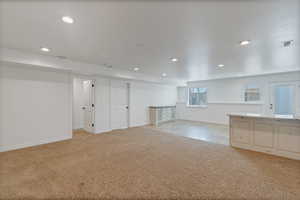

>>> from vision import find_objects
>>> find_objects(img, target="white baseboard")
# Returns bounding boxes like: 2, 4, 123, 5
0, 135, 72, 152
95, 129, 112, 134
72, 128, 84, 131
176, 118, 228, 126
130, 122, 149, 128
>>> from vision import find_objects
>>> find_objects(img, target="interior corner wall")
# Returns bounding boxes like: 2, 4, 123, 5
0, 64, 72, 152
129, 81, 177, 127
93, 77, 177, 133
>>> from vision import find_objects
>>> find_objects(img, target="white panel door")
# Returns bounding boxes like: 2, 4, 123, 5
111, 81, 129, 130
83, 80, 95, 133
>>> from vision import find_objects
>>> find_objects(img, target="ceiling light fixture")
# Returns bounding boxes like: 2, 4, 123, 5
133, 67, 140, 71
171, 58, 178, 62
162, 73, 167, 77
62, 16, 74, 24
217, 64, 224, 68
239, 40, 251, 46
40, 47, 50, 52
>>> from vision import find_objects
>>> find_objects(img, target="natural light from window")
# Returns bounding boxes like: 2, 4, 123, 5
188, 88, 207, 106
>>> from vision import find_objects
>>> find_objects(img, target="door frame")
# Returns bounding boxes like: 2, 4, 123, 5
126, 82, 130, 128
83, 79, 96, 133
72, 76, 96, 134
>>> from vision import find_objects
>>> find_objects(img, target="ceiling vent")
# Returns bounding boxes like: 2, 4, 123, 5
283, 40, 293, 47
104, 64, 113, 69
56, 55, 67, 59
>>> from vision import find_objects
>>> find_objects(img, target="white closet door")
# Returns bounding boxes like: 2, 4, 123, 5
83, 80, 95, 133
110, 80, 129, 130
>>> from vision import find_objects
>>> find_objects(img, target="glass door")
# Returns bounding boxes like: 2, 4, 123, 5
270, 83, 296, 115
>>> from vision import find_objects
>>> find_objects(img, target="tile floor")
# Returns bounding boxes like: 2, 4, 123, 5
147, 120, 229, 145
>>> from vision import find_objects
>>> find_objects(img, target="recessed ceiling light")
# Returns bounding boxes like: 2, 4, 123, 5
239, 40, 251, 46
162, 73, 167, 77
40, 47, 50, 52
171, 58, 178, 62
133, 67, 140, 71
62, 16, 74, 24
217, 64, 225, 68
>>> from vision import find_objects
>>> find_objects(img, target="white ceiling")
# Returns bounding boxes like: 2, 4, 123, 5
0, 0, 299, 82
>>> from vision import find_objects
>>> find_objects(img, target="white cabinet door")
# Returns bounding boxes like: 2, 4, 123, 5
276, 125, 300, 153
253, 122, 274, 148
231, 119, 252, 144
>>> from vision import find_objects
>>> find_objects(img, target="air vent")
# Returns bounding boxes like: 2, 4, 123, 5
104, 63, 113, 69
56, 55, 67, 59
283, 40, 293, 47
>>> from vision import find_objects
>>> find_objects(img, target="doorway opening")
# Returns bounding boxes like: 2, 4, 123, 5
72, 78, 95, 136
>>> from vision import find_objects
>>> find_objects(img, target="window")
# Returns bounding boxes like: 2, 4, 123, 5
188, 88, 207, 106
244, 84, 260, 102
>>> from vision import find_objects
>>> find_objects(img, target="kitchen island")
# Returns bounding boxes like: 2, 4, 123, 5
149, 106, 176, 126
228, 113, 300, 160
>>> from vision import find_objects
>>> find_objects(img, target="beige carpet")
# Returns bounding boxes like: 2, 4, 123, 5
0, 127, 300, 200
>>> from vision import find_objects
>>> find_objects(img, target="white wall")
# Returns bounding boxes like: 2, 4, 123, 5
94, 77, 111, 134
177, 103, 263, 125
0, 64, 176, 151
93, 77, 177, 133
72, 78, 85, 130
177, 72, 300, 125
0, 64, 72, 152
129, 82, 177, 127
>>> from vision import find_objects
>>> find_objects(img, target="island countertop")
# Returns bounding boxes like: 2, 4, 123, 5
228, 112, 300, 160
149, 105, 176, 109
227, 113, 300, 121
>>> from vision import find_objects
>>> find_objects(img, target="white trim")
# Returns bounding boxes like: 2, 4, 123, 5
177, 101, 263, 105
0, 48, 184, 86
208, 101, 263, 105
186, 105, 208, 108
188, 69, 300, 84
95, 129, 112, 134
0, 135, 72, 152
